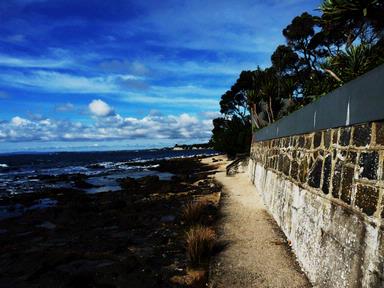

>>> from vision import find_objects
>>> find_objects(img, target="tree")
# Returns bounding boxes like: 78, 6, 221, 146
210, 116, 251, 157
320, 0, 384, 46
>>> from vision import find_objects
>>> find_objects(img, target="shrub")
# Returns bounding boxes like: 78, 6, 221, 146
186, 225, 215, 266
181, 201, 206, 225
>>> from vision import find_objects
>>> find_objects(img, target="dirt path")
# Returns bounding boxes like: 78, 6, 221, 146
204, 157, 311, 288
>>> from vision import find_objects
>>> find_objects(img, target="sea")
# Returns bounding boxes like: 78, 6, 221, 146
0, 148, 219, 197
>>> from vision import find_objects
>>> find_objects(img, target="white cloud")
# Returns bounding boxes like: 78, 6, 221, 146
0, 111, 216, 142
0, 54, 71, 69
88, 99, 114, 117
11, 116, 30, 126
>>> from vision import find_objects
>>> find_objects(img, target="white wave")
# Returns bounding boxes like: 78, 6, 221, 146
0, 164, 8, 168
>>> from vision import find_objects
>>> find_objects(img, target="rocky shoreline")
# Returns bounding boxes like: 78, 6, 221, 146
0, 157, 223, 288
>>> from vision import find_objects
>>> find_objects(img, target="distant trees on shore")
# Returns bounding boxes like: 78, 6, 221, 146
211, 0, 384, 155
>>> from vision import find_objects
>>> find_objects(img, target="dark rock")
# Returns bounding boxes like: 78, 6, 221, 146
282, 156, 290, 176
323, 130, 331, 149
332, 129, 339, 145
299, 159, 308, 183
322, 155, 332, 195
340, 166, 354, 204
119, 177, 139, 191
332, 160, 342, 198
359, 152, 379, 180
305, 136, 312, 149
355, 185, 378, 216
339, 127, 351, 146
376, 122, 384, 145
291, 161, 299, 180
353, 124, 371, 147
308, 158, 322, 188
346, 151, 357, 165
298, 136, 305, 148
314, 132, 322, 148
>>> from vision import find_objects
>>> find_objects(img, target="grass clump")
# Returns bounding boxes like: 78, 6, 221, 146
181, 201, 206, 225
186, 225, 215, 266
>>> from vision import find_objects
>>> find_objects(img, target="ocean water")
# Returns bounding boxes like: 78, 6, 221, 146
0, 148, 218, 196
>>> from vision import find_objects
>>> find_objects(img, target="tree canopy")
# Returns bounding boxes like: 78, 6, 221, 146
211, 0, 384, 155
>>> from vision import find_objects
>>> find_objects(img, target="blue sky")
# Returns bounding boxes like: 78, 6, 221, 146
0, 0, 320, 152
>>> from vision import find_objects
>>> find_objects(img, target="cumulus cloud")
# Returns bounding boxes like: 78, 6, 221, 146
89, 99, 114, 117
11, 116, 30, 126
0, 111, 216, 142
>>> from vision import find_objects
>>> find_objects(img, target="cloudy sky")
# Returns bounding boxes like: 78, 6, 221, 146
0, 0, 320, 152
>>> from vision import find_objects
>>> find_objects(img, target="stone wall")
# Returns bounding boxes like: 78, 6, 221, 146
226, 157, 249, 176
249, 121, 384, 287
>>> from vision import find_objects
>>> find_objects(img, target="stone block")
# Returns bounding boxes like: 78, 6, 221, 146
322, 154, 332, 195
308, 158, 322, 188
340, 166, 354, 204
339, 127, 351, 146
323, 130, 331, 149
346, 151, 357, 165
282, 155, 290, 176
278, 154, 284, 172
305, 135, 312, 149
352, 124, 371, 147
314, 131, 322, 148
298, 135, 305, 147
291, 160, 299, 180
332, 129, 339, 145
376, 122, 384, 145
355, 185, 378, 216
299, 160, 308, 184
359, 152, 379, 180
332, 160, 342, 198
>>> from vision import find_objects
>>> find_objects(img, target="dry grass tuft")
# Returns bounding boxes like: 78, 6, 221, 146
181, 201, 206, 225
186, 225, 215, 266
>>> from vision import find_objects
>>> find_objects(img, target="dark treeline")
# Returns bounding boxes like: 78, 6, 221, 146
210, 0, 384, 156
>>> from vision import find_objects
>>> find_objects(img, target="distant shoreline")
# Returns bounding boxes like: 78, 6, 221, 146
0, 143, 213, 156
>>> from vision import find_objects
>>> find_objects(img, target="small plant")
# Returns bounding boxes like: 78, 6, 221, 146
181, 201, 206, 225
186, 225, 215, 266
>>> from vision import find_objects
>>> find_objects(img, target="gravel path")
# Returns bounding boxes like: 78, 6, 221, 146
206, 158, 311, 288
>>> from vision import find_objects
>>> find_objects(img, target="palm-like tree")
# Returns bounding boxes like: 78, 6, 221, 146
322, 44, 376, 82
320, 0, 384, 46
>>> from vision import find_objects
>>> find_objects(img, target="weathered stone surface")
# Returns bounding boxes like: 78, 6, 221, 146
322, 155, 332, 195
375, 122, 384, 145
332, 160, 342, 198
298, 135, 305, 147
304, 135, 312, 149
314, 132, 322, 148
324, 130, 331, 149
282, 156, 290, 176
291, 161, 299, 180
249, 158, 384, 288
308, 158, 322, 188
353, 124, 371, 147
355, 185, 378, 216
299, 160, 308, 183
278, 154, 284, 172
332, 129, 338, 145
346, 151, 357, 165
339, 127, 351, 146
359, 152, 379, 180
340, 166, 354, 204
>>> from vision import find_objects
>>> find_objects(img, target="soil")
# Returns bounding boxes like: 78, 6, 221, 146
0, 157, 222, 288
204, 157, 312, 288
